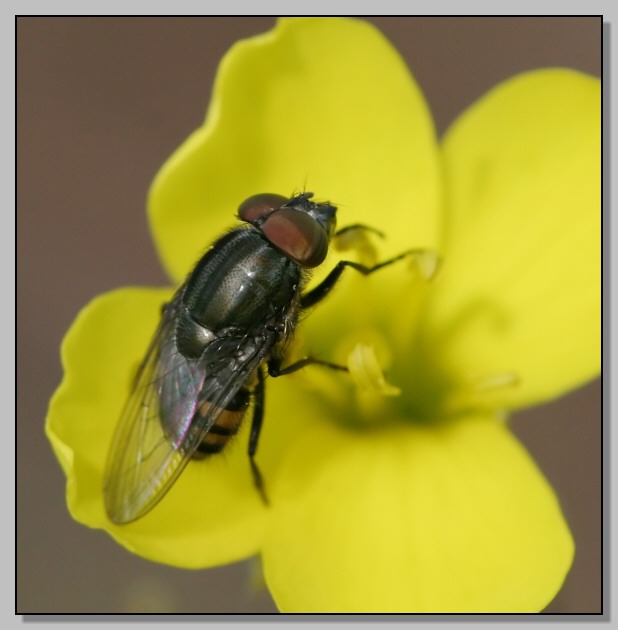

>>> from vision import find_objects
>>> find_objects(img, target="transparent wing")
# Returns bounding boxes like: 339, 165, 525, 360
103, 294, 270, 524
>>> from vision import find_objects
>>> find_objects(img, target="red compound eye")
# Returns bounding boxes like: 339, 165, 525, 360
262, 207, 329, 268
238, 193, 288, 224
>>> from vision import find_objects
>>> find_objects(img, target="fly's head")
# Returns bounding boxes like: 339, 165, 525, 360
238, 192, 337, 268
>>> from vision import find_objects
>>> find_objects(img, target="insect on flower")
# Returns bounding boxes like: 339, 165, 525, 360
103, 192, 417, 524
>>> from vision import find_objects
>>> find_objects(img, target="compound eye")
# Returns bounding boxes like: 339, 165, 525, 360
262, 208, 329, 268
238, 193, 288, 225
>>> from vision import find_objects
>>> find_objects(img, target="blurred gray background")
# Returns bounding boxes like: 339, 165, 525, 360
17, 17, 601, 614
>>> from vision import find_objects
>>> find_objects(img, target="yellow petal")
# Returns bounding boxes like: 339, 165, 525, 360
262, 414, 573, 612
46, 287, 268, 567
420, 70, 600, 411
149, 17, 441, 283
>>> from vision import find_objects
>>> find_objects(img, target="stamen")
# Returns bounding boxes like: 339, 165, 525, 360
445, 371, 520, 414
474, 372, 520, 393
346, 344, 401, 396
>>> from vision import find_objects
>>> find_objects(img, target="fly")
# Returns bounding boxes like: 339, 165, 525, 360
103, 192, 414, 524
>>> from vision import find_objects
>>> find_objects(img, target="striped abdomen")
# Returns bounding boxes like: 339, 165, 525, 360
194, 386, 251, 457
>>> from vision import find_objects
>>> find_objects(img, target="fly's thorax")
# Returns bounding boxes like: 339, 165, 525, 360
180, 229, 303, 340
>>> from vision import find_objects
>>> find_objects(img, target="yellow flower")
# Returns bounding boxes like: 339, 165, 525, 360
45, 18, 600, 613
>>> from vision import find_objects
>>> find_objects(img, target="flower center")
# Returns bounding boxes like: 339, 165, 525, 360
295, 242, 521, 430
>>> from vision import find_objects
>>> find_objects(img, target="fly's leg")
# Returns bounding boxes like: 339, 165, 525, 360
270, 241, 421, 376
300, 249, 426, 310
248, 358, 347, 506
269, 236, 419, 379
261, 357, 349, 493
248, 366, 269, 506
268, 356, 348, 376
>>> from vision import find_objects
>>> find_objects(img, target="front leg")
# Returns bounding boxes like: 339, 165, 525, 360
248, 366, 269, 505
300, 249, 424, 310
268, 355, 348, 377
